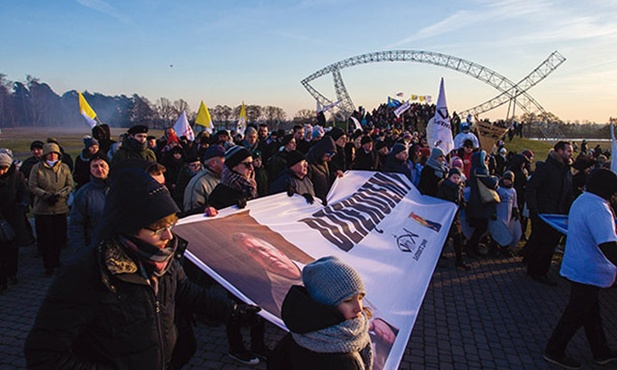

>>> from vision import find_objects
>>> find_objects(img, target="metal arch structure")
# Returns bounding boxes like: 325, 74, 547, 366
301, 50, 566, 138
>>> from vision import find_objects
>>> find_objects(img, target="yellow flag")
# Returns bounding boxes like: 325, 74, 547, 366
78, 91, 98, 128
237, 101, 247, 133
195, 100, 213, 133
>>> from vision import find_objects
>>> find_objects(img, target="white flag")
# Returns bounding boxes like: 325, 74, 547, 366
426, 78, 454, 154
350, 116, 362, 131
611, 120, 617, 174
394, 100, 411, 118
322, 100, 341, 112
173, 111, 195, 142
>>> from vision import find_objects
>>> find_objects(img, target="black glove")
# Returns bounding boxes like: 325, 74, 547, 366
46, 194, 59, 205
301, 193, 315, 205
230, 303, 261, 326
286, 183, 295, 197
236, 198, 247, 209
512, 208, 519, 221
321, 198, 328, 207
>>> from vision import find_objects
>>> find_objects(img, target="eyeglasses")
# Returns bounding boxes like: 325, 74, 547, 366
324, 152, 336, 157
145, 222, 176, 236
240, 161, 254, 168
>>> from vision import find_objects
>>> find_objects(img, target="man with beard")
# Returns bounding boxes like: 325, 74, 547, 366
524, 141, 574, 286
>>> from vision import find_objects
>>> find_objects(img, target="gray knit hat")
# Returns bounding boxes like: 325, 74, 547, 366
302, 256, 365, 306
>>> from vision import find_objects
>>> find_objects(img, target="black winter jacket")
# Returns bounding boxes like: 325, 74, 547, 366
525, 150, 573, 215
24, 236, 234, 370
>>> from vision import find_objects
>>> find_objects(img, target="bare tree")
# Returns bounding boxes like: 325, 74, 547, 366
156, 97, 176, 127
263, 105, 287, 124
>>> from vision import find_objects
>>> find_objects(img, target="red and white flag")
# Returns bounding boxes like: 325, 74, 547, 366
173, 111, 195, 141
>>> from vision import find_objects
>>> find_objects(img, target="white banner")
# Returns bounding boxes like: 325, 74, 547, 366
394, 100, 411, 118
173, 111, 195, 141
175, 171, 456, 370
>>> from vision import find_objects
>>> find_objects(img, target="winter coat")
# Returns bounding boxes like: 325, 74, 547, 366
268, 150, 290, 183
68, 176, 108, 252
24, 236, 234, 370
254, 166, 269, 198
306, 137, 336, 203
268, 285, 371, 370
381, 153, 412, 179
418, 166, 443, 197
269, 169, 315, 197
436, 179, 464, 234
183, 168, 220, 212
28, 160, 74, 216
466, 151, 499, 220
0, 165, 30, 247
208, 183, 246, 210
19, 156, 39, 180
506, 154, 529, 210
111, 136, 157, 167
352, 148, 377, 171
525, 149, 573, 215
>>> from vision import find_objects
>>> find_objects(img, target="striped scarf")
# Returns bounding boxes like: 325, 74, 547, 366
221, 166, 257, 199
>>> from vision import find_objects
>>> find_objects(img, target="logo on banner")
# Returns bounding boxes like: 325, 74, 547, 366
394, 227, 428, 260
300, 172, 411, 252
408, 212, 442, 232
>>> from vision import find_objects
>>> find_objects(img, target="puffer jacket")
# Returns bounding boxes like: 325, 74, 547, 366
28, 160, 73, 215
24, 236, 234, 370
268, 285, 369, 370
111, 135, 157, 167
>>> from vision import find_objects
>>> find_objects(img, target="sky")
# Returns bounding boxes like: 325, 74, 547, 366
1, 0, 616, 124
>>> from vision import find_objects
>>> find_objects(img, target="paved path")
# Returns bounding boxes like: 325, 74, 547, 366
1, 245, 616, 369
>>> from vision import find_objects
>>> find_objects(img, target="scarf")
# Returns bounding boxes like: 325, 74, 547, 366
117, 235, 177, 277
292, 312, 373, 370
426, 156, 448, 179
127, 136, 148, 152
220, 166, 257, 199
45, 159, 59, 167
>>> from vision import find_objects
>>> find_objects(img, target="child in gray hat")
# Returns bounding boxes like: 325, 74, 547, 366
269, 256, 373, 369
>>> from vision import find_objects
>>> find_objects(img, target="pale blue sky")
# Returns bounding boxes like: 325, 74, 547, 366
1, 0, 616, 123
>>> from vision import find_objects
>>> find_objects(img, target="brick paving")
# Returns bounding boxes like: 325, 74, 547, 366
1, 244, 616, 370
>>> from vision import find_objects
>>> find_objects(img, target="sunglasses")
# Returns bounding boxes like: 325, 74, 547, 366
145, 222, 176, 236
240, 161, 254, 168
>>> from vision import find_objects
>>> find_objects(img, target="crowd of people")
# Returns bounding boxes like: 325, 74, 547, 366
0, 106, 614, 369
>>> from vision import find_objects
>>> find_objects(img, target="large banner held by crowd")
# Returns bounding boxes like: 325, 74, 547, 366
175, 171, 457, 370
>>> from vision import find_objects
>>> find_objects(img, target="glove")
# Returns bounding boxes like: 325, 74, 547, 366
512, 208, 519, 221
46, 194, 59, 205
286, 183, 295, 197
236, 198, 247, 209
301, 193, 315, 205
230, 303, 261, 326
321, 198, 328, 207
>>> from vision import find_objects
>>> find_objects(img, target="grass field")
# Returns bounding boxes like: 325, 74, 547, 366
0, 127, 608, 165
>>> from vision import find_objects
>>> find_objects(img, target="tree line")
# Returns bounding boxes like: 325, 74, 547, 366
0, 74, 319, 130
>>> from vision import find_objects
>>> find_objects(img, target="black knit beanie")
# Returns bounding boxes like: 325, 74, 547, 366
286, 150, 306, 168
102, 167, 179, 235
225, 146, 251, 169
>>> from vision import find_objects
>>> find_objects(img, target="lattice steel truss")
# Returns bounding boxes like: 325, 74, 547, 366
301, 50, 566, 139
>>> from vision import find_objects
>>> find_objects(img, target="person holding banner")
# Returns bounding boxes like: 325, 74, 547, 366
268, 256, 373, 370
24, 167, 260, 369
544, 168, 617, 369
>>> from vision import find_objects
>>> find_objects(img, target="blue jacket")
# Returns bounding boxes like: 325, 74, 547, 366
68, 176, 108, 252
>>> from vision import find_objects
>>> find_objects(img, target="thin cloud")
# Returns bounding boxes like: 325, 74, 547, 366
385, 0, 613, 48
75, 0, 131, 24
